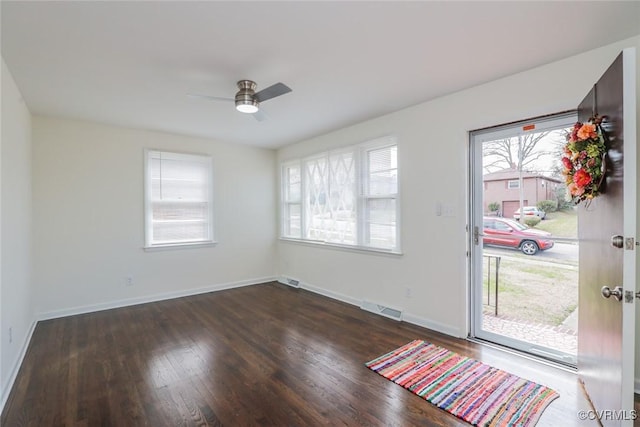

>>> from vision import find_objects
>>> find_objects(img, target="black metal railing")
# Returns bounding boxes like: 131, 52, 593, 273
483, 254, 501, 316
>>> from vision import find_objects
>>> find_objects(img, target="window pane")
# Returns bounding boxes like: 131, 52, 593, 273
305, 156, 328, 237
153, 201, 208, 221
368, 224, 396, 249
286, 165, 301, 201
367, 146, 397, 195
328, 151, 355, 218
367, 198, 395, 224
284, 203, 301, 238
151, 158, 209, 201
282, 163, 302, 238
366, 198, 396, 249
152, 221, 209, 244
146, 151, 212, 246
305, 153, 356, 245
369, 170, 397, 195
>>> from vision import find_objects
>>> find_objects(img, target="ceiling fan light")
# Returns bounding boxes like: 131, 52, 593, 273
235, 100, 259, 113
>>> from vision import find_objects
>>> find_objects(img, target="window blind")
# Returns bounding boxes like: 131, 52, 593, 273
145, 150, 213, 247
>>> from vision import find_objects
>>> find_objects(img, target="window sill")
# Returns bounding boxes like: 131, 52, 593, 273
144, 241, 218, 252
279, 237, 403, 257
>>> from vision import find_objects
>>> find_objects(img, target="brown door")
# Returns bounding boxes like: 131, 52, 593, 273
502, 200, 527, 219
577, 49, 637, 426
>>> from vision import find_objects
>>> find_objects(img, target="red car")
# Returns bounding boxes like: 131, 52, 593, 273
483, 217, 554, 255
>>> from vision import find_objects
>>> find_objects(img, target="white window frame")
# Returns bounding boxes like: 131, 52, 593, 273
281, 160, 302, 239
360, 140, 399, 250
507, 179, 520, 189
280, 136, 400, 254
144, 149, 215, 250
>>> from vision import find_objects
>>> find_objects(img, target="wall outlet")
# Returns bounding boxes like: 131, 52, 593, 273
125, 276, 134, 286
404, 287, 412, 298
8, 327, 12, 343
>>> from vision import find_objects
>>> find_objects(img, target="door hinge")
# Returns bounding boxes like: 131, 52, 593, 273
626, 290, 640, 303
625, 291, 634, 303
625, 237, 635, 250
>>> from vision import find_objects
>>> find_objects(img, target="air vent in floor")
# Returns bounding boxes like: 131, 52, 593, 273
360, 300, 403, 321
278, 277, 301, 288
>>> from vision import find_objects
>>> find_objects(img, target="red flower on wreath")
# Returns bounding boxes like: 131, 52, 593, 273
561, 157, 573, 171
574, 168, 592, 188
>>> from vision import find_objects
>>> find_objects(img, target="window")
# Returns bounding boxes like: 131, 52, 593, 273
281, 137, 399, 252
494, 221, 512, 232
507, 179, 520, 189
282, 161, 302, 238
145, 150, 214, 248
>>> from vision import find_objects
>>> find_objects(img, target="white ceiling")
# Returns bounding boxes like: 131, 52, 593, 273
2, 1, 639, 149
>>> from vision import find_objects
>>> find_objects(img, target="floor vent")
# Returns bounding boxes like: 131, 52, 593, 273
360, 300, 403, 321
278, 277, 301, 288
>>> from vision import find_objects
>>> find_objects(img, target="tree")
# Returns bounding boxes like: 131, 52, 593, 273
482, 131, 551, 173
483, 131, 551, 223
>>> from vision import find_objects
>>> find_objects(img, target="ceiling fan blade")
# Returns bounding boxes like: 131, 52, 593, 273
252, 109, 268, 122
253, 82, 292, 103
187, 93, 234, 102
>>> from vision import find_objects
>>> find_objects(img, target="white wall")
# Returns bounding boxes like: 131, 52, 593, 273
2, 32, 639, 406
277, 37, 640, 342
1, 59, 34, 405
32, 117, 277, 318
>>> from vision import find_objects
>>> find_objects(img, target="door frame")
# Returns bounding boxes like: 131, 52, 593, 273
468, 112, 578, 365
619, 47, 636, 420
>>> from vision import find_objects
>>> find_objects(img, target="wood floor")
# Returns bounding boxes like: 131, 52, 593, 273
1, 282, 604, 426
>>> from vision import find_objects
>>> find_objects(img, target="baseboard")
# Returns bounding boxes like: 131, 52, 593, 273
1, 318, 37, 414
37, 276, 277, 321
284, 276, 461, 338
402, 313, 463, 338
297, 280, 361, 307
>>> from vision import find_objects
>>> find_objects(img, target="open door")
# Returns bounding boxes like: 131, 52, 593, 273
577, 49, 637, 426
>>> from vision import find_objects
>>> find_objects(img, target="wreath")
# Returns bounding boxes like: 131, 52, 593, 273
561, 116, 607, 205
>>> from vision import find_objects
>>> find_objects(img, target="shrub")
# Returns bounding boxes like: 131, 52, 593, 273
524, 216, 541, 228
488, 202, 500, 212
557, 198, 574, 211
537, 200, 557, 213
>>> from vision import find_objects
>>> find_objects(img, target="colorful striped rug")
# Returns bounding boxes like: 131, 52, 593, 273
365, 340, 559, 427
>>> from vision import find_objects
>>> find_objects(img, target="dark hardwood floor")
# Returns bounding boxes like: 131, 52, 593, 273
1, 282, 604, 426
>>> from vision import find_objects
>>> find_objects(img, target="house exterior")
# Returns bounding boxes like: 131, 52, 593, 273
483, 169, 562, 218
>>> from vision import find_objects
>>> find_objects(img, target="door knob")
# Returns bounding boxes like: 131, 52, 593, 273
601, 286, 623, 301
611, 235, 624, 248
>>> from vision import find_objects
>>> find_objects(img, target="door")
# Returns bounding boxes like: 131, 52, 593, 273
469, 112, 579, 365
578, 49, 637, 426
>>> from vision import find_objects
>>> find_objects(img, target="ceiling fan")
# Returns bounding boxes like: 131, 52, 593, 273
188, 80, 292, 121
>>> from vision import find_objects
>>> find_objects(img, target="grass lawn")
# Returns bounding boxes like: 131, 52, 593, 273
534, 209, 577, 238
481, 208, 579, 330
482, 257, 577, 327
